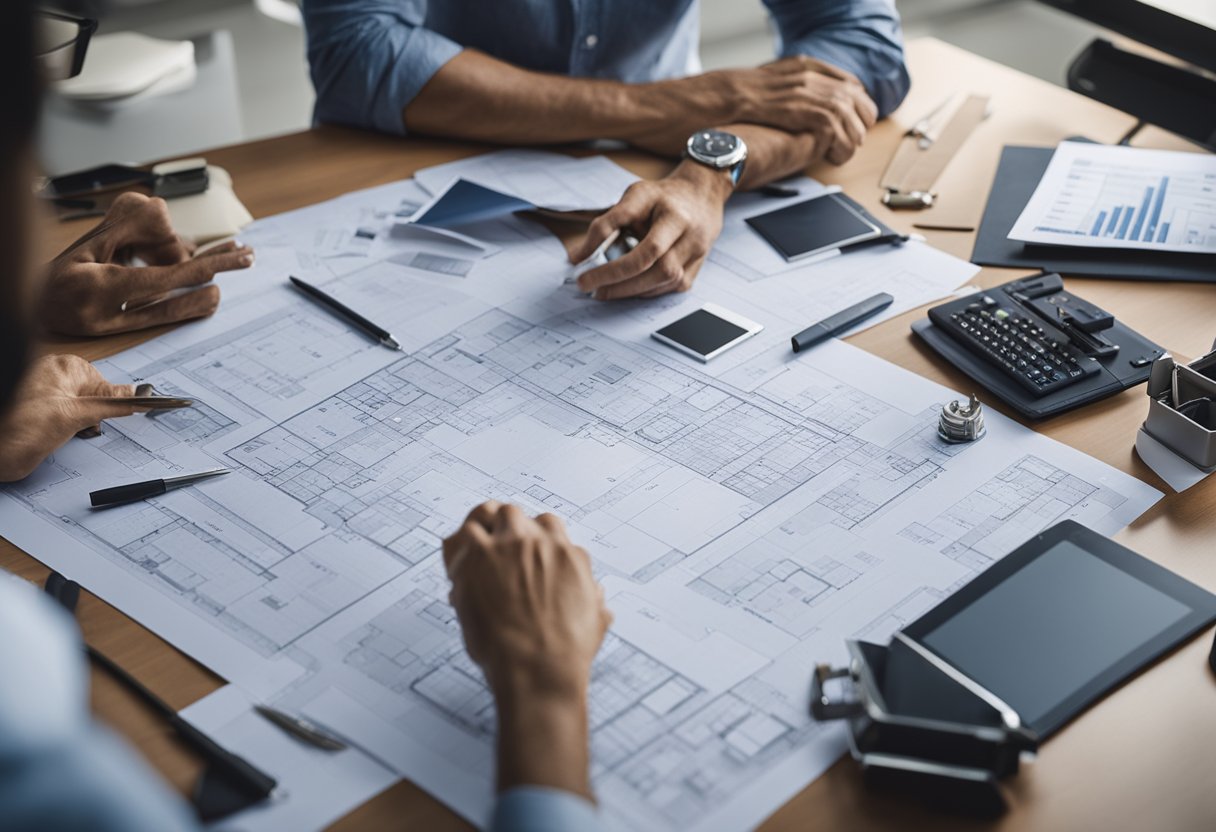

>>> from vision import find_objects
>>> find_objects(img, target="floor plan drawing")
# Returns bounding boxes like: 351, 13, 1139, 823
898, 454, 1128, 571
0, 164, 1164, 832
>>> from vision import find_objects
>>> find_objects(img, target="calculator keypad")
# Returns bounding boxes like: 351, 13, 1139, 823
938, 296, 1099, 397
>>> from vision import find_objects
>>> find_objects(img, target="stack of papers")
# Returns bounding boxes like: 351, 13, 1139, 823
0, 151, 1162, 830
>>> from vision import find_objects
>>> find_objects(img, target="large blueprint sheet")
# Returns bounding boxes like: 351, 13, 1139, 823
0, 165, 1161, 830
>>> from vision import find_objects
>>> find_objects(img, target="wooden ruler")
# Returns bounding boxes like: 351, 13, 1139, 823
882, 93, 990, 208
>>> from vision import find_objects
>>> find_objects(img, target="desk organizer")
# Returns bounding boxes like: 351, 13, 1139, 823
1143, 345, 1216, 472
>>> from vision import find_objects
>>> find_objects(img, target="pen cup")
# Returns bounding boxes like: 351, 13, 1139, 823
1144, 347, 1216, 471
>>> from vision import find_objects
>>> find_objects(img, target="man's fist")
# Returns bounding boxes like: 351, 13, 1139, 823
443, 502, 612, 697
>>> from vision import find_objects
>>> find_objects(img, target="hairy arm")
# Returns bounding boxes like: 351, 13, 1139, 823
305, 1, 881, 148
405, 50, 741, 145
630, 119, 821, 188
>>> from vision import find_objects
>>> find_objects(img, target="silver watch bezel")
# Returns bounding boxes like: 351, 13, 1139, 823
685, 129, 748, 170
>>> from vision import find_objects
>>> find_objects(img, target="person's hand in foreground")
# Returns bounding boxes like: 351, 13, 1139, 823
443, 502, 612, 801
0, 355, 142, 482
39, 192, 254, 336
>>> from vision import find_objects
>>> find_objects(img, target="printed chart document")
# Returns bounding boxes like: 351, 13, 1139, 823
1009, 142, 1216, 253
0, 157, 1162, 831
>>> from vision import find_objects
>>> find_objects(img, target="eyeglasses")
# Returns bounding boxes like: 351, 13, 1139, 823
35, 10, 98, 82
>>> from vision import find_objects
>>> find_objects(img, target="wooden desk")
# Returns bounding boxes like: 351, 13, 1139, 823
4, 37, 1214, 831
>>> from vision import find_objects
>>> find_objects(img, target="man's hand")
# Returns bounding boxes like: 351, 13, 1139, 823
0, 355, 142, 482
443, 502, 611, 799
568, 161, 732, 300
707, 57, 878, 165
39, 193, 254, 337
444, 501, 611, 697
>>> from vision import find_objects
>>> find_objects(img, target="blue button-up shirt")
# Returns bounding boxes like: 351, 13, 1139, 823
302, 0, 910, 136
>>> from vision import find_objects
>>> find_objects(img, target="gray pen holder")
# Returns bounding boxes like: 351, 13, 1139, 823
1144, 345, 1216, 472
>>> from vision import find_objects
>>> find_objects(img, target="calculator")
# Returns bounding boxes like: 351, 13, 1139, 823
914, 273, 1165, 419
929, 293, 1101, 396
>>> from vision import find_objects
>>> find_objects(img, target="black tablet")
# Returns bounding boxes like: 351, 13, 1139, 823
745, 192, 881, 261
902, 520, 1216, 738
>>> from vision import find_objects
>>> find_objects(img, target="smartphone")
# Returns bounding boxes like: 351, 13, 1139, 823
44, 163, 151, 198
651, 303, 764, 363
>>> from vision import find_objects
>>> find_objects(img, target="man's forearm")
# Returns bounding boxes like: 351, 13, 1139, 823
730, 123, 822, 189
639, 121, 822, 192
405, 50, 739, 144
493, 667, 593, 802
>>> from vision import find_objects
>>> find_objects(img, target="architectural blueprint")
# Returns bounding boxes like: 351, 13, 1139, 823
0, 155, 1162, 830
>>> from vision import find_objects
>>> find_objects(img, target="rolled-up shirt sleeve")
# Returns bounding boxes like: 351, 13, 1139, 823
764, 0, 911, 118
490, 786, 606, 832
302, 0, 464, 135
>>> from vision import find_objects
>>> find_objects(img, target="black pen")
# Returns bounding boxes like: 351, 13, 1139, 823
791, 292, 895, 353
839, 231, 909, 254
90, 468, 230, 508
289, 275, 402, 351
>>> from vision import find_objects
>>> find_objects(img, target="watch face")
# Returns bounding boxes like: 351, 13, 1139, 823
691, 130, 739, 160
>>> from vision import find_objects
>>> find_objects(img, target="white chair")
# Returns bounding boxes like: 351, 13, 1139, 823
40, 30, 244, 175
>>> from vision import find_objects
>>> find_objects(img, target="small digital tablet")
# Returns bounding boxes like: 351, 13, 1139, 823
900, 520, 1216, 738
745, 192, 882, 261
651, 303, 763, 363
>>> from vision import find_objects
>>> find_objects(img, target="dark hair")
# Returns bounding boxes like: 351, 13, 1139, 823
0, 0, 39, 409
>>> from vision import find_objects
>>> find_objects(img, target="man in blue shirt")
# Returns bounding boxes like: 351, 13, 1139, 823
2, 4, 609, 830
303, 0, 910, 300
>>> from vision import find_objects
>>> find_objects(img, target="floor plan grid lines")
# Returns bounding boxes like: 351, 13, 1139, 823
0, 178, 1160, 832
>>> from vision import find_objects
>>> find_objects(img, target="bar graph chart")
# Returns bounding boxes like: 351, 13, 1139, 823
1009, 142, 1216, 254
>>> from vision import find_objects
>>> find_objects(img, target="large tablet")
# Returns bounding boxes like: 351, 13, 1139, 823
902, 520, 1216, 737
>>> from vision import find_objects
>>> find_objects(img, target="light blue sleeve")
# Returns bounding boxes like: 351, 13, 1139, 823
490, 786, 606, 832
763, 0, 911, 118
301, 0, 465, 135
0, 576, 198, 832
0, 727, 200, 832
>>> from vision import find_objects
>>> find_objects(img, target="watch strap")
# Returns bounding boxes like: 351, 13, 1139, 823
729, 158, 745, 186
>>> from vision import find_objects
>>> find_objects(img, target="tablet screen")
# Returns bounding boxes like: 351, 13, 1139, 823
920, 540, 1191, 730
745, 194, 881, 261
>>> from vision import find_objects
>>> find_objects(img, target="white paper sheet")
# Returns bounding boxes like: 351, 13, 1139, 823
1135, 428, 1215, 492
0, 164, 1162, 832
1009, 142, 1216, 253
180, 685, 396, 832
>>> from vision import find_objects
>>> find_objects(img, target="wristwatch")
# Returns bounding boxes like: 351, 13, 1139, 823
685, 129, 748, 187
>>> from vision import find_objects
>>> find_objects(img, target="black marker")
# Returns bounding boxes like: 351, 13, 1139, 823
791, 293, 894, 353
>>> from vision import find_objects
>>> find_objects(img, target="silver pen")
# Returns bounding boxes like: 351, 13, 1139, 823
255, 704, 349, 751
